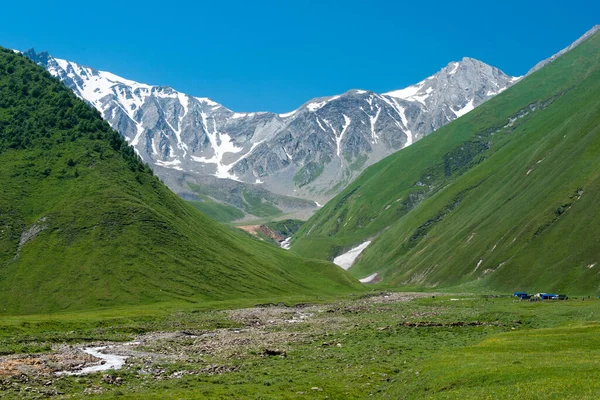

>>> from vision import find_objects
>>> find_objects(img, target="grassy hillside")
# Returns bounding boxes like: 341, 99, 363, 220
184, 178, 316, 221
0, 48, 360, 315
291, 32, 600, 294
187, 197, 245, 223
263, 219, 304, 238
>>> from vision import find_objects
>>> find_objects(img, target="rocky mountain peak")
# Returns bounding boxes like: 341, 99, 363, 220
25, 50, 518, 217
23, 49, 51, 66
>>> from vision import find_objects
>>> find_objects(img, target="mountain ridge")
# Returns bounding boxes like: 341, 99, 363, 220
23, 49, 517, 217
528, 25, 600, 74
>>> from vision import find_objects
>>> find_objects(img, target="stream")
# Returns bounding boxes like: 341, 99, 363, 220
56, 345, 132, 376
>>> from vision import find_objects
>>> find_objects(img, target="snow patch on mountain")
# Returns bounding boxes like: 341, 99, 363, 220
448, 62, 459, 75
453, 99, 475, 118
359, 273, 379, 283
385, 82, 424, 100
279, 110, 297, 118
336, 115, 352, 158
333, 241, 372, 270
155, 159, 183, 171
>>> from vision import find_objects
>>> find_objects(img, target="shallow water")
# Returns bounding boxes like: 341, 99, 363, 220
57, 346, 128, 376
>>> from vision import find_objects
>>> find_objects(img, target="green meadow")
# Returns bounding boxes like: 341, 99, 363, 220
2, 293, 600, 399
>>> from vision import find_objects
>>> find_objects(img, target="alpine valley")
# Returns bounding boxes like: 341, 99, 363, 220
24, 50, 519, 220
291, 26, 600, 294
2, 12, 600, 399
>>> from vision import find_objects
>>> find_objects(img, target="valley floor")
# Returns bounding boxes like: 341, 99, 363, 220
1, 293, 600, 398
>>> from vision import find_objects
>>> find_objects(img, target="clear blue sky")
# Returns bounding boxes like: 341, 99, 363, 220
2, 1, 598, 113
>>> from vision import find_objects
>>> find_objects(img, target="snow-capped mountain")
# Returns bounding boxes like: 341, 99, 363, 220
25, 49, 517, 207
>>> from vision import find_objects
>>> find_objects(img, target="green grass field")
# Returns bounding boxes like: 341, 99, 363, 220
2, 293, 600, 399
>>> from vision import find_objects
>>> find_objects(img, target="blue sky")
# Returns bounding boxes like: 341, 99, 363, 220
2, 1, 598, 113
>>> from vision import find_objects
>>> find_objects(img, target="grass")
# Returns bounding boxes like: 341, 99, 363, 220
0, 47, 361, 316
291, 31, 600, 294
241, 187, 282, 218
293, 161, 324, 187
412, 324, 600, 399
185, 179, 316, 222
187, 197, 245, 223
2, 294, 600, 398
